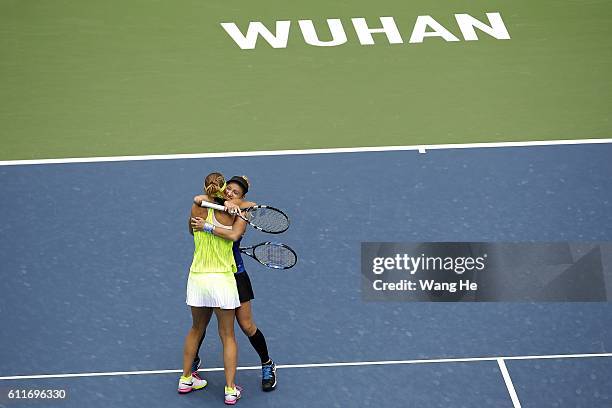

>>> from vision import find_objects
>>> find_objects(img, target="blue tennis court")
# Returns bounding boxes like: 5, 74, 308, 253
1, 144, 612, 407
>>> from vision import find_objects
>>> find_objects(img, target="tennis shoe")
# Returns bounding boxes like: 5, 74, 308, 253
261, 360, 277, 392
178, 373, 207, 394
224, 385, 242, 405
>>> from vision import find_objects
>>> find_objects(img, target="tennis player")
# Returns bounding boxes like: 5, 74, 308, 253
191, 175, 278, 392
179, 172, 245, 405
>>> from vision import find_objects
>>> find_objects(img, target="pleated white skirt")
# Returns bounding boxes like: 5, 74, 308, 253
186, 271, 240, 310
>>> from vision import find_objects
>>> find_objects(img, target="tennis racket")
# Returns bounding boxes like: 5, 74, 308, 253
240, 242, 298, 269
198, 201, 290, 234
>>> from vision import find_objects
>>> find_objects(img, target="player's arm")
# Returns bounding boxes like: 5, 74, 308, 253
190, 194, 218, 235
221, 198, 255, 215
189, 202, 203, 236
210, 216, 247, 242
193, 194, 209, 206
224, 199, 255, 216
239, 200, 256, 209
190, 202, 247, 241
192, 214, 246, 241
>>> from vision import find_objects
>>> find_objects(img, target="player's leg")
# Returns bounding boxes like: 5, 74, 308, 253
215, 307, 242, 404
192, 329, 206, 373
237, 301, 271, 362
179, 307, 213, 393
236, 301, 276, 391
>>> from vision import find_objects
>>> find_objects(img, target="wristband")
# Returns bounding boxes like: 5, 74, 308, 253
203, 222, 215, 234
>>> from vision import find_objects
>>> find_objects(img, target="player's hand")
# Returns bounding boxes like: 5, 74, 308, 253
224, 201, 241, 215
191, 217, 205, 231
193, 195, 205, 206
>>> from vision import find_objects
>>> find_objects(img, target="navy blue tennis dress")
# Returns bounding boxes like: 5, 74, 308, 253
233, 237, 255, 303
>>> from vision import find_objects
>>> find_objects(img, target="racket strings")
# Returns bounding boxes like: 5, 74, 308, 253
253, 244, 296, 269
248, 207, 289, 233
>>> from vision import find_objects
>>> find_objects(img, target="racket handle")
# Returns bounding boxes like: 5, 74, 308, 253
198, 200, 226, 211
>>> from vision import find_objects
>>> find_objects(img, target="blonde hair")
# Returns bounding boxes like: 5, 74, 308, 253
204, 172, 225, 197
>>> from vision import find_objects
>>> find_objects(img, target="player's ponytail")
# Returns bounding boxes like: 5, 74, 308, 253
204, 172, 226, 197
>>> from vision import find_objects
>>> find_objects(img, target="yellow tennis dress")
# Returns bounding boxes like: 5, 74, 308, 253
186, 208, 240, 309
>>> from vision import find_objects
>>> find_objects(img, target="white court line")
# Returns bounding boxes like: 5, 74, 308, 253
0, 138, 611, 166
498, 358, 522, 408
1, 352, 610, 381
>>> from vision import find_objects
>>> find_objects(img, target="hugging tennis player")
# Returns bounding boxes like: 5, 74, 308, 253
191, 175, 278, 392
178, 172, 246, 405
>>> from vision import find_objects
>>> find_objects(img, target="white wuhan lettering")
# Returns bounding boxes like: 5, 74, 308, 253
220, 13, 510, 50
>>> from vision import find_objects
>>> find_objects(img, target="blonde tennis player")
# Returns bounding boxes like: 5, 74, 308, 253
178, 172, 246, 405
191, 175, 278, 392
